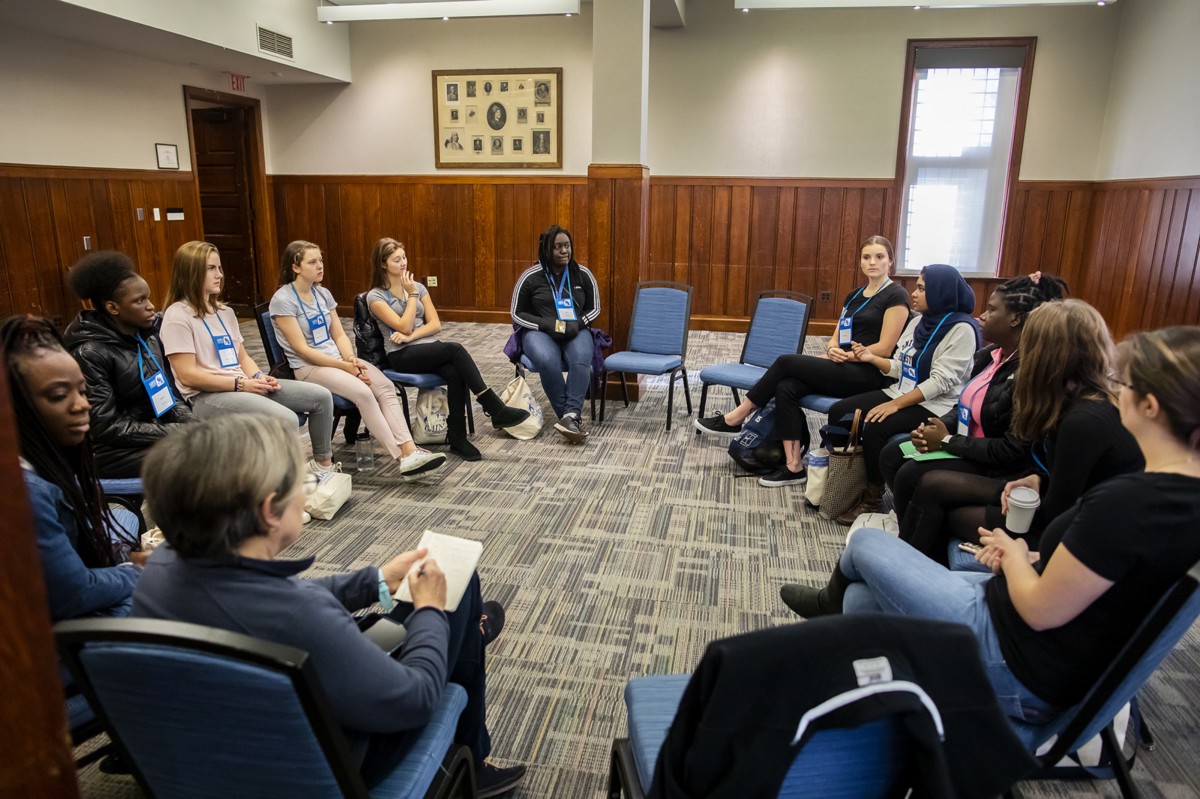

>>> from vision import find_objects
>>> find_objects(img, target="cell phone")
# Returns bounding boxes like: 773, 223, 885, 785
957, 542, 983, 555
362, 618, 408, 654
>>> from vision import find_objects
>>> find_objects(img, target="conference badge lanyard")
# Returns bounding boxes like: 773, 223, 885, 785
837, 280, 891, 347
897, 313, 948, 395
136, 336, 175, 418
200, 313, 239, 368
547, 267, 577, 322
292, 284, 330, 345
956, 348, 1016, 437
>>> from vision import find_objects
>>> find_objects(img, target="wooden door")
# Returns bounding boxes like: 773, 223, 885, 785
192, 107, 258, 310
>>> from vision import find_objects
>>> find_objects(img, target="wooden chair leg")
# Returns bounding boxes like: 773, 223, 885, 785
698, 383, 709, 420
666, 369, 677, 432
681, 368, 692, 415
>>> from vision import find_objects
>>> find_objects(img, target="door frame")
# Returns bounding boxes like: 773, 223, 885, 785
183, 85, 276, 309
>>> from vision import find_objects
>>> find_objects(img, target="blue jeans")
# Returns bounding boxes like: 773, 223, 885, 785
522, 329, 593, 418
840, 528, 1061, 725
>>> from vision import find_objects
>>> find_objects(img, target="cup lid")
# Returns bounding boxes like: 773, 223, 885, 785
1009, 486, 1040, 506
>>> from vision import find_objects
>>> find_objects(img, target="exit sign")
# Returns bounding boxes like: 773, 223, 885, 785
229, 73, 247, 93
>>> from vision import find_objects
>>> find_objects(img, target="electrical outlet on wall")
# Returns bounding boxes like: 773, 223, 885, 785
820, 290, 832, 302
427, 276, 438, 287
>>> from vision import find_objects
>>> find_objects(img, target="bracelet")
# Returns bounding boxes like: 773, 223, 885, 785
253, 371, 264, 380
408, 292, 419, 298
234, 376, 243, 392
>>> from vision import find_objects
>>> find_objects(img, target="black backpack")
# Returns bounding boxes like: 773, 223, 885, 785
727, 399, 785, 474
352, 292, 388, 369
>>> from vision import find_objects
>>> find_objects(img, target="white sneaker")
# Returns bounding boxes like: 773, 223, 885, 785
398, 448, 447, 476
302, 511, 312, 525
307, 459, 341, 478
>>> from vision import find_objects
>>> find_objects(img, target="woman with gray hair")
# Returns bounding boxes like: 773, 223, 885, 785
131, 414, 525, 797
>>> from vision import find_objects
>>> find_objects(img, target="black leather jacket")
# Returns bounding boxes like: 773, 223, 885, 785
63, 310, 193, 478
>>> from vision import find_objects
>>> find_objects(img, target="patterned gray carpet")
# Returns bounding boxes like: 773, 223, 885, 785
76, 321, 1200, 798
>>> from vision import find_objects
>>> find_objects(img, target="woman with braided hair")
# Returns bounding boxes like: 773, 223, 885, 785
4, 315, 145, 620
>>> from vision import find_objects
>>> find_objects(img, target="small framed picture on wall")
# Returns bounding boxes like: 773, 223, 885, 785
155, 143, 179, 170
432, 67, 562, 169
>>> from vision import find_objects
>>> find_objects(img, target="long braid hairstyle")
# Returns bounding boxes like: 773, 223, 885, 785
2, 315, 129, 567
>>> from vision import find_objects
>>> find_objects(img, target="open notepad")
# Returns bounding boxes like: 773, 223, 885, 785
393, 530, 483, 612
898, 440, 961, 462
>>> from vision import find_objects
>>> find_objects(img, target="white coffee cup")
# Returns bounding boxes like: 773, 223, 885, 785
1005, 486, 1041, 534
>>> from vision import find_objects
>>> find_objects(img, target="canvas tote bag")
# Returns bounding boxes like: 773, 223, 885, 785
818, 409, 869, 520
411, 387, 450, 445
498, 376, 543, 440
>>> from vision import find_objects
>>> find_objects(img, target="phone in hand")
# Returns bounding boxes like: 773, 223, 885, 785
957, 542, 983, 555
362, 618, 408, 654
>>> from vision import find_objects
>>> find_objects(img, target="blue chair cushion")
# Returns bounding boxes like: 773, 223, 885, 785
66, 691, 95, 731
370, 684, 468, 799
698, 363, 767, 391
100, 478, 144, 496
799, 395, 839, 414
605, 351, 683, 376
777, 719, 906, 798
624, 674, 690, 792
382, 370, 446, 390
332, 394, 355, 412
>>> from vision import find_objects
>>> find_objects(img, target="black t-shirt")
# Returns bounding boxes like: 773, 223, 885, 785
838, 282, 910, 351
986, 472, 1200, 707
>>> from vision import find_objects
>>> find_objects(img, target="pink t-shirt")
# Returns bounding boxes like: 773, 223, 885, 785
959, 347, 1005, 438
159, 302, 245, 399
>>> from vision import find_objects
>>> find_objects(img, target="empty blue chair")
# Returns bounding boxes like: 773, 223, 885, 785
697, 290, 812, 419
57, 617, 476, 799
601, 282, 694, 431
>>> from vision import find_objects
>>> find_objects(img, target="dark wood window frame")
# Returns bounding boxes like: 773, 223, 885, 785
891, 37, 1037, 277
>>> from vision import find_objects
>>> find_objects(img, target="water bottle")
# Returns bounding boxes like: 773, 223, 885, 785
355, 434, 376, 472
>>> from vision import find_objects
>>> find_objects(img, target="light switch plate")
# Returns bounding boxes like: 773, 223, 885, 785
153, 207, 161, 221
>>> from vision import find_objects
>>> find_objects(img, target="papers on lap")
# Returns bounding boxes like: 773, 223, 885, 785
394, 530, 483, 612
899, 440, 961, 462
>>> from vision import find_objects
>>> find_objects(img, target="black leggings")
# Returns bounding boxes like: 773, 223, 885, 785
386, 342, 486, 437
879, 437, 992, 521
899, 471, 1006, 565
743, 355, 889, 447
826, 390, 933, 484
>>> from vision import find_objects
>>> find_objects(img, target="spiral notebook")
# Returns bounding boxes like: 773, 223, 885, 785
393, 530, 483, 612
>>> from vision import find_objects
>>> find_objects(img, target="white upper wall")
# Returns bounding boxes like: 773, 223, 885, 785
1094, 0, 1200, 180
648, 1, 1120, 179
0, 26, 267, 171
265, 11, 593, 175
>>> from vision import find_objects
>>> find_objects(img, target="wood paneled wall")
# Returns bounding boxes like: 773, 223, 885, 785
0, 165, 202, 324
271, 175, 588, 320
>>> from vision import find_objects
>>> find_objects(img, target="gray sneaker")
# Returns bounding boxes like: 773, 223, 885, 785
554, 414, 587, 444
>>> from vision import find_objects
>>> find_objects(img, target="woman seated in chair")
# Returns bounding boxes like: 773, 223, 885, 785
510, 224, 600, 444
779, 325, 1200, 726
63, 251, 195, 479
160, 241, 338, 476
272, 240, 444, 477
695, 235, 909, 485
365, 237, 528, 462
132, 414, 526, 797
885, 299, 1143, 566
4, 315, 146, 621
876, 273, 1068, 542
820, 264, 981, 520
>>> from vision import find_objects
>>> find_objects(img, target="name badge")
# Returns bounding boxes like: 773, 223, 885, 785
213, 334, 239, 367
957, 403, 971, 437
308, 311, 330, 345
837, 315, 852, 346
555, 295, 577, 322
143, 371, 175, 418
897, 349, 917, 394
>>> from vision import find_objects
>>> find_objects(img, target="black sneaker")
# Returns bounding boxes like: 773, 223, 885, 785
693, 414, 742, 437
480, 600, 506, 646
554, 414, 587, 444
758, 466, 807, 487
477, 762, 527, 798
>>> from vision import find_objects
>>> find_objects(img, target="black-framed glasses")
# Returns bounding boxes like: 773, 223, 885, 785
303, 474, 320, 496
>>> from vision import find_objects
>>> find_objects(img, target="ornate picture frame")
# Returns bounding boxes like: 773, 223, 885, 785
432, 68, 562, 169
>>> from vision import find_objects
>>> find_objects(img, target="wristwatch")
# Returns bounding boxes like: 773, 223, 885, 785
377, 568, 395, 611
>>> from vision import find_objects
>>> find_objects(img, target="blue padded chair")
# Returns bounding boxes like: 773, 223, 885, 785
1003, 559, 1200, 799
696, 290, 812, 420
255, 302, 359, 443
601, 281, 694, 431
799, 395, 839, 415
56, 617, 476, 799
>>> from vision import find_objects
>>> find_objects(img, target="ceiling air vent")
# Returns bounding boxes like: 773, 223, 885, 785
257, 26, 294, 60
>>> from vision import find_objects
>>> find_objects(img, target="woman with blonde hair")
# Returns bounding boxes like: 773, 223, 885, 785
159, 241, 338, 474
775, 324, 1200, 727
272, 240, 444, 476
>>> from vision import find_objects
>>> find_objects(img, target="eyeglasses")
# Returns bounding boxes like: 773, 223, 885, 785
303, 474, 320, 496
1113, 377, 1135, 391
552, 242, 572, 252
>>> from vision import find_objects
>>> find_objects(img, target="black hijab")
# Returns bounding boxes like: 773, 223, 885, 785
912, 264, 981, 382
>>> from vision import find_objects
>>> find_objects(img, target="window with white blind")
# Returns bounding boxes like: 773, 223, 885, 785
894, 40, 1036, 275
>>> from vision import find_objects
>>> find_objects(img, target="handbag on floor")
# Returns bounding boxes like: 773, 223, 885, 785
498, 376, 543, 440
819, 409, 868, 520
411, 387, 449, 445
305, 472, 352, 520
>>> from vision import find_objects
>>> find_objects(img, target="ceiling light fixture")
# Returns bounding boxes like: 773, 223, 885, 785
318, 0, 580, 23
736, 0, 1116, 8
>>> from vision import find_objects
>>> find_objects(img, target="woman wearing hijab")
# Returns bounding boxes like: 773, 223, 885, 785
823, 264, 981, 523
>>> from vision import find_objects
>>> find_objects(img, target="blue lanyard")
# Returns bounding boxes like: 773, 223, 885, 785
1030, 440, 1050, 475
841, 280, 891, 319
135, 335, 165, 379
290, 284, 325, 330
545, 267, 571, 301
910, 313, 950, 376
199, 311, 233, 342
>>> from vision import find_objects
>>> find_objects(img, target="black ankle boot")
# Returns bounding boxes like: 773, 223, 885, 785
477, 388, 531, 429
449, 435, 481, 461
779, 565, 852, 618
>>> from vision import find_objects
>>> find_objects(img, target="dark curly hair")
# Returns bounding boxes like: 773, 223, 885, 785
2, 315, 131, 567
995, 272, 1068, 323
67, 251, 138, 307
537, 225, 576, 271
